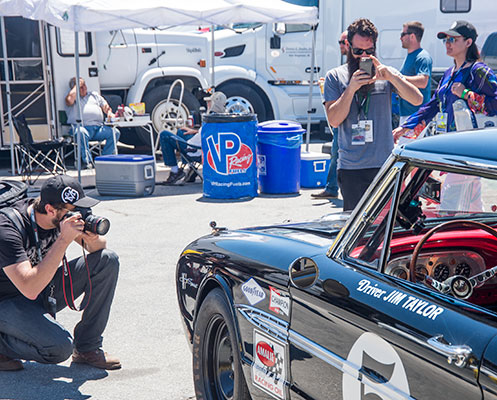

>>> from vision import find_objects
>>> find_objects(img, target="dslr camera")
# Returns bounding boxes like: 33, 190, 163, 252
65, 207, 110, 235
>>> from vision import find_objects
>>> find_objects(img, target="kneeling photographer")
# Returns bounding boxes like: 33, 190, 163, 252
0, 175, 120, 371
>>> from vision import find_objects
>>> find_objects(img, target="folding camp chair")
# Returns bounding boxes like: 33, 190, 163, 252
13, 114, 68, 184
179, 145, 203, 182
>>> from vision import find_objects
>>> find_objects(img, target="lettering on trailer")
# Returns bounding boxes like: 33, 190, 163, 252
356, 279, 445, 321
343, 332, 411, 400
206, 132, 253, 175
252, 330, 286, 400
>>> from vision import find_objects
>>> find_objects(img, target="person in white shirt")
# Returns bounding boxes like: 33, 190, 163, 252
159, 91, 227, 185
65, 78, 120, 167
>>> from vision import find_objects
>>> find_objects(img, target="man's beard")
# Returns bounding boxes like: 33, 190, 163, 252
347, 49, 375, 95
51, 210, 66, 229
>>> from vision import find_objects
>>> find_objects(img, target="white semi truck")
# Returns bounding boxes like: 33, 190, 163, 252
1, 0, 496, 148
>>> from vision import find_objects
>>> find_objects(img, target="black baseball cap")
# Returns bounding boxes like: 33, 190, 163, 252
40, 175, 99, 208
437, 20, 477, 41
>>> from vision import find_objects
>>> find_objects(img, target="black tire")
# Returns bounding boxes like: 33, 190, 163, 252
129, 84, 201, 147
193, 288, 251, 400
219, 82, 272, 122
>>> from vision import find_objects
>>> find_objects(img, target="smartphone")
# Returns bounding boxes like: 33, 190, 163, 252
359, 57, 373, 77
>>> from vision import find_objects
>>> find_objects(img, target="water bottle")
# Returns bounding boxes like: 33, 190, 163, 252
453, 99, 474, 131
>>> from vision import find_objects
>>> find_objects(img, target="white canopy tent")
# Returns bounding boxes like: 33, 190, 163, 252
1, 0, 318, 181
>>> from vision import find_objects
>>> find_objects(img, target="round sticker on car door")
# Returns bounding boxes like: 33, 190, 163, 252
343, 332, 410, 400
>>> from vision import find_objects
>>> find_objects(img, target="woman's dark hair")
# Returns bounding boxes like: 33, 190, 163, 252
347, 18, 378, 44
466, 39, 480, 63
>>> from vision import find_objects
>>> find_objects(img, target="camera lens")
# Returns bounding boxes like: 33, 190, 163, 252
84, 215, 110, 235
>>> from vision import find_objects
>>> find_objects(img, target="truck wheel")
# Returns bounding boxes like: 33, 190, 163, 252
219, 83, 272, 122
193, 288, 251, 400
138, 85, 200, 146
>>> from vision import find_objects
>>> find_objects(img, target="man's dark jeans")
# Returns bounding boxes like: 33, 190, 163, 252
0, 249, 119, 364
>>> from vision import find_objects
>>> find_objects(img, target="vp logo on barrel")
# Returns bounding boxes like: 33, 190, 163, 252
206, 132, 253, 175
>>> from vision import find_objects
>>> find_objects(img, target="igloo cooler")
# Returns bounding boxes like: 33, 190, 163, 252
95, 154, 155, 196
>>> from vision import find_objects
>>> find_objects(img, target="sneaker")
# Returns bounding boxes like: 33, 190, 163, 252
311, 190, 339, 199
72, 349, 121, 370
0, 354, 23, 371
164, 169, 185, 185
184, 168, 198, 183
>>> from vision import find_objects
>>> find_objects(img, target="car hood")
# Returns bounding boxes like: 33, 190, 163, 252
183, 211, 350, 272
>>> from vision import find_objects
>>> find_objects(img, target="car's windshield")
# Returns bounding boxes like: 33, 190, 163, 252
346, 165, 497, 266
405, 168, 497, 219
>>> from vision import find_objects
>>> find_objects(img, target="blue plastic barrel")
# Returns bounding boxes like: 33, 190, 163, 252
257, 120, 304, 194
201, 113, 258, 199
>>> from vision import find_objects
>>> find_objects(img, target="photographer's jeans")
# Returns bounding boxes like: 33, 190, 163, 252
0, 249, 119, 363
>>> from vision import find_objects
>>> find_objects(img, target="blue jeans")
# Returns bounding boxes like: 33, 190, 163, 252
72, 125, 120, 164
0, 249, 119, 363
159, 129, 199, 167
324, 129, 339, 194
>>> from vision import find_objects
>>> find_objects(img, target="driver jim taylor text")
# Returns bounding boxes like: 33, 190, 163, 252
357, 279, 444, 320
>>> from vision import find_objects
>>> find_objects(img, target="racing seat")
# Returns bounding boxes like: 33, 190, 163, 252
13, 114, 68, 185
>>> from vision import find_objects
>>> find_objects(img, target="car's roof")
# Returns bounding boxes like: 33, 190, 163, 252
396, 129, 497, 165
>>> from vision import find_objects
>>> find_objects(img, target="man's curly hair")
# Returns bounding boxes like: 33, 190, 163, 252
347, 18, 378, 44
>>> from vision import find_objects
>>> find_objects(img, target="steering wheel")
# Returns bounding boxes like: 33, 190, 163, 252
409, 220, 497, 297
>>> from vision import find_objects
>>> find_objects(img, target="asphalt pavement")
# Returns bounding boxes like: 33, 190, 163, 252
0, 142, 343, 400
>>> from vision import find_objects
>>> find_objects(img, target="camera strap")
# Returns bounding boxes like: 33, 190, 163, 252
62, 239, 92, 312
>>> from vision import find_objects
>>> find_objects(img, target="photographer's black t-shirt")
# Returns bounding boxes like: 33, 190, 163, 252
0, 199, 59, 301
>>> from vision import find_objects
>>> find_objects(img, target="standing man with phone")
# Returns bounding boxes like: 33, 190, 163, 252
323, 18, 422, 211
398, 21, 432, 125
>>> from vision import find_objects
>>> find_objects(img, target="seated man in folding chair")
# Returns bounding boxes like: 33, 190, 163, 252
65, 77, 120, 168
159, 91, 227, 185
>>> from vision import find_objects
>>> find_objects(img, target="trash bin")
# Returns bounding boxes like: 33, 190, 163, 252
257, 120, 304, 194
201, 113, 258, 199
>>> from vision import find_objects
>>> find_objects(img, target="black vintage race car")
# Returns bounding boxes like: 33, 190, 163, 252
176, 130, 497, 400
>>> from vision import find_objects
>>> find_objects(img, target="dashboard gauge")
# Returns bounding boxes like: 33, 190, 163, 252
455, 263, 472, 278
416, 265, 429, 277
433, 263, 450, 281
392, 268, 408, 280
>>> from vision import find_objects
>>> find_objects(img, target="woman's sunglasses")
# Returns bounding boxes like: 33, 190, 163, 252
338, 40, 346, 45
442, 37, 459, 44
352, 47, 375, 55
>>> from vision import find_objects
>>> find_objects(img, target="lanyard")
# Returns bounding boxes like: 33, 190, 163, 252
438, 63, 467, 112
30, 208, 43, 263
30, 208, 57, 317
355, 92, 371, 120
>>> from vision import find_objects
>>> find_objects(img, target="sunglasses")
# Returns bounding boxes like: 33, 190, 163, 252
338, 40, 346, 45
442, 37, 459, 44
352, 47, 375, 55
400, 31, 413, 37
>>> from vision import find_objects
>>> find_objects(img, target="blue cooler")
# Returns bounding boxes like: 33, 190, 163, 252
257, 120, 304, 194
201, 114, 258, 199
95, 154, 155, 196
300, 151, 331, 188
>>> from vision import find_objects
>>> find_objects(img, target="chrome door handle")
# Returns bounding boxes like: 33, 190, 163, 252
427, 335, 472, 368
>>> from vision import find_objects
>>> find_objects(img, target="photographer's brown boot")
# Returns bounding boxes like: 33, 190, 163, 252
0, 354, 23, 371
72, 348, 121, 370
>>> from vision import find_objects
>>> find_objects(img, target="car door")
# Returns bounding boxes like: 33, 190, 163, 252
287, 162, 497, 399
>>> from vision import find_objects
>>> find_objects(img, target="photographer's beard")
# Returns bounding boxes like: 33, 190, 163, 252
347, 48, 376, 96
52, 209, 68, 229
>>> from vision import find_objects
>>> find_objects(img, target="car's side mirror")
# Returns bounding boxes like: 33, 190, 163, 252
289, 257, 318, 289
